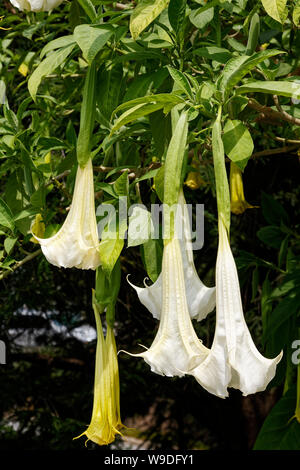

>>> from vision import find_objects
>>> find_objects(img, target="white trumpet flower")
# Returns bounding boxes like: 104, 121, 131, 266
191, 217, 282, 398
10, 0, 64, 11
128, 236, 210, 376
128, 190, 216, 321
34, 158, 101, 270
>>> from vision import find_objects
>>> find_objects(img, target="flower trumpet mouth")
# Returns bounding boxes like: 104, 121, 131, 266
33, 158, 101, 270
191, 216, 282, 398
126, 235, 210, 378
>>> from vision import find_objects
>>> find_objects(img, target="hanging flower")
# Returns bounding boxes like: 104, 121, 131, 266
128, 190, 215, 322
33, 158, 100, 270
9, 0, 64, 12
191, 217, 282, 398
74, 302, 124, 446
230, 162, 258, 215
184, 157, 206, 190
126, 235, 210, 377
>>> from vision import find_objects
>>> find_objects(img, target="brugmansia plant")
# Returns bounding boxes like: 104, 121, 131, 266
0, 0, 300, 450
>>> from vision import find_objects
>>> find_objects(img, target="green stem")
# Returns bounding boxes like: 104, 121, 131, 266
76, 61, 97, 168
212, 106, 230, 234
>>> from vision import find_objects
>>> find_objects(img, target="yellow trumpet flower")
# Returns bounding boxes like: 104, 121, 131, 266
230, 162, 258, 215
184, 157, 206, 190
75, 300, 124, 446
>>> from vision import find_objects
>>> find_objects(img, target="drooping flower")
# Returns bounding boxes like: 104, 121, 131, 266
128, 190, 215, 321
230, 162, 258, 215
191, 216, 282, 398
75, 301, 124, 446
33, 158, 100, 270
10, 0, 64, 12
185, 157, 206, 190
127, 235, 210, 377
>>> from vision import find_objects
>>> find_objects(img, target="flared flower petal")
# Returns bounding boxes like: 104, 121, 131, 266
128, 236, 210, 377
74, 305, 124, 446
34, 158, 100, 270
191, 217, 282, 398
10, 0, 64, 12
128, 190, 215, 321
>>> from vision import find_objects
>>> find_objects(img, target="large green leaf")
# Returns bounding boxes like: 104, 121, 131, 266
219, 50, 284, 96
254, 387, 300, 450
222, 119, 254, 170
167, 66, 193, 100
76, 0, 97, 22
189, 5, 214, 29
0, 197, 15, 231
111, 94, 184, 133
141, 238, 163, 282
168, 0, 187, 35
130, 0, 170, 40
40, 35, 75, 59
28, 44, 76, 100
237, 80, 300, 99
194, 46, 232, 63
99, 220, 127, 276
74, 24, 114, 64
261, 0, 288, 24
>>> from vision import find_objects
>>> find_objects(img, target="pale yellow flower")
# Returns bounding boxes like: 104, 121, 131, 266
230, 162, 258, 215
75, 302, 124, 446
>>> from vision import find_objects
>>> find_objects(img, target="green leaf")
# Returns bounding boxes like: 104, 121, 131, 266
28, 44, 76, 101
245, 13, 260, 55
111, 102, 163, 133
76, 0, 97, 22
141, 238, 163, 282
194, 46, 232, 63
112, 93, 184, 116
254, 387, 300, 450
95, 260, 121, 309
257, 225, 285, 249
96, 63, 123, 120
4, 237, 17, 255
164, 111, 188, 206
114, 171, 129, 197
261, 0, 288, 24
99, 221, 127, 276
74, 24, 114, 64
189, 6, 214, 29
167, 66, 193, 100
40, 35, 76, 59
130, 0, 170, 40
261, 192, 290, 226
222, 119, 254, 169
219, 50, 284, 96
168, 0, 187, 35
293, 0, 300, 26
262, 290, 300, 344
0, 197, 15, 231
237, 80, 300, 100
128, 206, 154, 247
